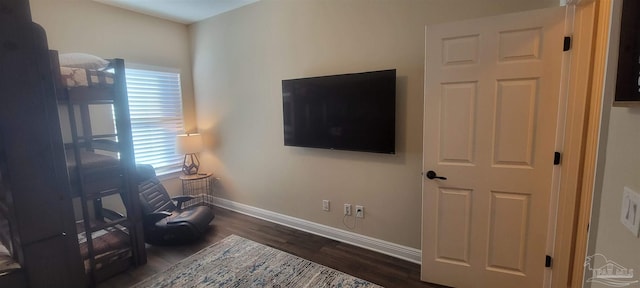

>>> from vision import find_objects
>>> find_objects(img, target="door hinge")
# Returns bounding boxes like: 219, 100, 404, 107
554, 152, 561, 165
546, 255, 553, 268
563, 36, 572, 51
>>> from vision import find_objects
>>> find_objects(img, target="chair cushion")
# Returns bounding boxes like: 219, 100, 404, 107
138, 178, 176, 215
135, 164, 157, 183
161, 206, 214, 233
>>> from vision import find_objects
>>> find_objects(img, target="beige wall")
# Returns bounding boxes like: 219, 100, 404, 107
587, 106, 640, 287
190, 0, 557, 248
29, 0, 196, 133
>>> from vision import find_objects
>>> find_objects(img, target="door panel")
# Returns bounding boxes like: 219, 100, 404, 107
487, 191, 530, 274
439, 82, 477, 165
494, 79, 538, 167
498, 28, 542, 61
422, 7, 566, 288
436, 188, 473, 265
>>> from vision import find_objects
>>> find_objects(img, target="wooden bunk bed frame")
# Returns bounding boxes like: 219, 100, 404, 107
50, 51, 147, 285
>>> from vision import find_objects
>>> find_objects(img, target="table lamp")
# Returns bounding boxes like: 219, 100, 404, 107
176, 133, 203, 175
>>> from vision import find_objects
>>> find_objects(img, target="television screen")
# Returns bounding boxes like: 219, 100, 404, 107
282, 69, 396, 154
614, 0, 640, 104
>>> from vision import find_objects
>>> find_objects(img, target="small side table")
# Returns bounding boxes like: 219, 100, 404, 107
179, 173, 213, 207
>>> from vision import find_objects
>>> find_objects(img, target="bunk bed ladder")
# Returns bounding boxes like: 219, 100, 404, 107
66, 100, 99, 285
111, 58, 147, 267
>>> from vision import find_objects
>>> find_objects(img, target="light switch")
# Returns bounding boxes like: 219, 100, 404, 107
620, 187, 640, 237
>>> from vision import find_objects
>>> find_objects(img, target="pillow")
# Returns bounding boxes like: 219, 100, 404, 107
58, 53, 109, 70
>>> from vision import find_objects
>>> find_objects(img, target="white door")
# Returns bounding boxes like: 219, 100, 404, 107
422, 7, 566, 288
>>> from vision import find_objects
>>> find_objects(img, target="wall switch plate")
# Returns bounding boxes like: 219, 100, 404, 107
344, 204, 352, 216
322, 200, 330, 211
620, 187, 640, 237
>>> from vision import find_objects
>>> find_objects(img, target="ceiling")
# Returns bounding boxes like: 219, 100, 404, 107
93, 0, 260, 24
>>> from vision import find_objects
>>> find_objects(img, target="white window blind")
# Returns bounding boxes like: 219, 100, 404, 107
125, 68, 184, 176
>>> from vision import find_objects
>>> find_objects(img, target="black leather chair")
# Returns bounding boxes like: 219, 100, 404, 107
138, 176, 215, 245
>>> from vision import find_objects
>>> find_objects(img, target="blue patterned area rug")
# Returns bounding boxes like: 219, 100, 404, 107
132, 234, 384, 288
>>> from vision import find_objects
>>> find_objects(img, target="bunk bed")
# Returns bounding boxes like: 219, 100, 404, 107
50, 51, 147, 285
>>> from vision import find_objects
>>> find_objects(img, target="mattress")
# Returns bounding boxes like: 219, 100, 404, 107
60, 66, 114, 88
66, 150, 120, 171
76, 220, 130, 271
66, 150, 123, 198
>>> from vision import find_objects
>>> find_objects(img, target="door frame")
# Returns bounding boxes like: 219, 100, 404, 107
550, 0, 610, 287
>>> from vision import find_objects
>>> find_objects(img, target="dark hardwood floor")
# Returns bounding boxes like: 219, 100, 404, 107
98, 207, 446, 288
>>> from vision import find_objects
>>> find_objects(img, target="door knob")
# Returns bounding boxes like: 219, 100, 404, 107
426, 170, 447, 180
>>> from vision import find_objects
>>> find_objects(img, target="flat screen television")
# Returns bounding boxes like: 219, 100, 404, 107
282, 69, 396, 154
614, 0, 640, 105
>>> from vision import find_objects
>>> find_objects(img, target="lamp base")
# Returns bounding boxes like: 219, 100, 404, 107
182, 153, 200, 175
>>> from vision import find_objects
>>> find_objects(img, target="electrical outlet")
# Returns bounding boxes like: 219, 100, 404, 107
344, 204, 352, 216
322, 200, 330, 211
355, 205, 364, 218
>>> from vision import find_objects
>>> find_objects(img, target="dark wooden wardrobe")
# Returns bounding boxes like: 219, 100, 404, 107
0, 0, 88, 286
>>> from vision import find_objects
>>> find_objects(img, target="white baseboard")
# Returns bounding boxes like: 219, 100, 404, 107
211, 197, 422, 264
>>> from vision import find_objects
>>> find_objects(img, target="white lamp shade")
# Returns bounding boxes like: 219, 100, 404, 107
176, 133, 203, 154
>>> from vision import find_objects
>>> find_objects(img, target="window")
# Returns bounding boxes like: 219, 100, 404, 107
125, 68, 184, 176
